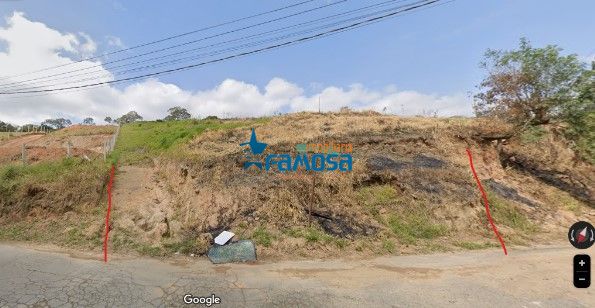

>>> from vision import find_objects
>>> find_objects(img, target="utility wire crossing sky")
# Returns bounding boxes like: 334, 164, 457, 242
0, 0, 592, 124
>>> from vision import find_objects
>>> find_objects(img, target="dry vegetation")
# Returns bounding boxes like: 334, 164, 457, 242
0, 125, 116, 164
1, 113, 593, 259
107, 112, 593, 258
0, 132, 30, 142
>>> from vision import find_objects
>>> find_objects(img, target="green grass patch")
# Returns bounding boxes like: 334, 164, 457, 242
556, 193, 583, 215
382, 239, 396, 253
0, 222, 33, 241
303, 228, 333, 243
334, 238, 349, 249
357, 185, 399, 222
387, 212, 448, 244
65, 227, 86, 246
487, 191, 537, 232
357, 185, 398, 207
0, 158, 108, 186
283, 227, 347, 246
0, 158, 110, 214
252, 226, 274, 247
163, 239, 197, 255
110, 118, 268, 165
520, 125, 547, 144
0, 219, 103, 249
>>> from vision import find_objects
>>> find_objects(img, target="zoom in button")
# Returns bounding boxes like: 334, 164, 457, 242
574, 255, 591, 288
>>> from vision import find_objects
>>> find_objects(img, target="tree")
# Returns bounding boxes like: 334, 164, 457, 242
474, 38, 585, 125
117, 111, 143, 124
164, 106, 191, 121
104, 116, 113, 124
82, 117, 95, 125
0, 121, 17, 132
19, 124, 38, 132
41, 118, 72, 130
563, 62, 595, 160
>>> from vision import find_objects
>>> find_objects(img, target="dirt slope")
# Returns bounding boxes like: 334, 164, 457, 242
0, 125, 115, 164
0, 134, 44, 163
107, 113, 594, 259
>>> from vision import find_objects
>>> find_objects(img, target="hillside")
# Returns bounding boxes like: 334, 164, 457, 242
0, 113, 593, 259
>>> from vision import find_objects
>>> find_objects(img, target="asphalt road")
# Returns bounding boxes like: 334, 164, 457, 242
0, 244, 592, 307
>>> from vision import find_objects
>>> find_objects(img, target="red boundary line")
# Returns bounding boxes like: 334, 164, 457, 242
466, 148, 508, 255
103, 164, 115, 262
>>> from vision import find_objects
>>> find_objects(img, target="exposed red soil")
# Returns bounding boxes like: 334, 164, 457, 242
0, 126, 113, 164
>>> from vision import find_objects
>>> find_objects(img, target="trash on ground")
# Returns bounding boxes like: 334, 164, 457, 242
207, 240, 256, 264
214, 230, 235, 245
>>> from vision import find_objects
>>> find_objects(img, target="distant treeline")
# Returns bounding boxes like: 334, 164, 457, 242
0, 106, 208, 132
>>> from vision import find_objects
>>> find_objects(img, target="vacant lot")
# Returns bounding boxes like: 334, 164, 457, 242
0, 113, 593, 260
0, 125, 116, 165
0, 132, 31, 142
0, 134, 45, 164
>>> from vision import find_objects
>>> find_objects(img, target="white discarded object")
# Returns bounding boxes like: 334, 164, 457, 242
214, 231, 235, 245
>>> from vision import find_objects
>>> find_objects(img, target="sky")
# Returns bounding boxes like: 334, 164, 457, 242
0, 0, 593, 125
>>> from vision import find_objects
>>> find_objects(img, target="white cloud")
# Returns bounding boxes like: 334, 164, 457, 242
76, 32, 97, 58
0, 12, 473, 125
105, 35, 125, 49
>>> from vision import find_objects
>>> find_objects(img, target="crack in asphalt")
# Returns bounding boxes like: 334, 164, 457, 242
0, 247, 342, 307
1, 244, 593, 307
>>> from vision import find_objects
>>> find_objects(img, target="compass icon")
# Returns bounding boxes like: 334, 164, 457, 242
568, 221, 595, 249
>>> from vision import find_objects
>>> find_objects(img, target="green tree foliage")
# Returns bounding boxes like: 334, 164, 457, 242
104, 116, 113, 124
474, 38, 585, 125
41, 118, 72, 130
117, 111, 143, 124
164, 106, 191, 121
563, 62, 595, 161
0, 121, 18, 132
18, 124, 38, 132
82, 117, 95, 125
474, 38, 594, 161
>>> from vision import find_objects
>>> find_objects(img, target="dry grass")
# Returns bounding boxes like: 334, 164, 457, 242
2, 112, 591, 259
54, 125, 117, 136
133, 112, 589, 258
0, 132, 31, 142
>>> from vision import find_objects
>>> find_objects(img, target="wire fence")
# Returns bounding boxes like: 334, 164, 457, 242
14, 125, 121, 165
102, 125, 120, 160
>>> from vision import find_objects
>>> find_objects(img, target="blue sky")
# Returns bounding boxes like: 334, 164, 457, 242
0, 0, 593, 124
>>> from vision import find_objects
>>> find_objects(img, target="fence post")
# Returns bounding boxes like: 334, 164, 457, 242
21, 144, 26, 164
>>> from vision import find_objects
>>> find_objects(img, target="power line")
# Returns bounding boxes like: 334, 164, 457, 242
1, 0, 413, 92
0, 0, 317, 81
0, 0, 445, 95
1, 0, 453, 102
0, 0, 410, 91
0, 0, 347, 89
